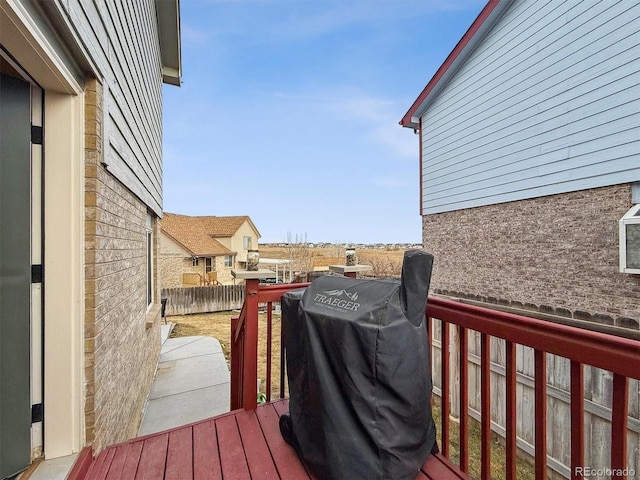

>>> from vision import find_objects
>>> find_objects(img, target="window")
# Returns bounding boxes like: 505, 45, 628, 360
224, 255, 233, 267
243, 236, 252, 249
146, 213, 154, 308
619, 204, 640, 274
192, 257, 199, 267
205, 257, 214, 273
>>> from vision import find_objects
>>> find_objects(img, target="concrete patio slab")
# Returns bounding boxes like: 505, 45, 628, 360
159, 336, 223, 361
137, 383, 230, 436
138, 335, 231, 436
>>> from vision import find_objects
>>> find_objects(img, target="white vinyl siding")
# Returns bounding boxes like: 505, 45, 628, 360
57, 0, 164, 215
420, 0, 640, 214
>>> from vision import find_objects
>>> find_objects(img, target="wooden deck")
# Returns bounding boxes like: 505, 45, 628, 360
70, 399, 468, 480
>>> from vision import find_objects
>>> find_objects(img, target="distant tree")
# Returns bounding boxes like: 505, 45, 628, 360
285, 231, 313, 274
328, 242, 345, 260
359, 253, 402, 278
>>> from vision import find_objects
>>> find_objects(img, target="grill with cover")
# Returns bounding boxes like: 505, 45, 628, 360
280, 249, 437, 480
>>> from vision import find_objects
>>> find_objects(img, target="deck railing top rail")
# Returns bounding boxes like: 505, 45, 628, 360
427, 296, 640, 380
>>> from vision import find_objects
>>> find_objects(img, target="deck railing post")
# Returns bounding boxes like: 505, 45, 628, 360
480, 333, 491, 480
611, 374, 629, 478
242, 278, 260, 410
459, 325, 469, 473
534, 350, 547, 480
570, 360, 584, 480
230, 315, 242, 409
441, 321, 450, 458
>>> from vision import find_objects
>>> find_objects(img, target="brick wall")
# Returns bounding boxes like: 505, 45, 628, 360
216, 256, 234, 284
84, 78, 162, 451
423, 184, 640, 330
158, 231, 200, 288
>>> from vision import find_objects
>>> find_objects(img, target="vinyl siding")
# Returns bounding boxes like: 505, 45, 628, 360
420, 0, 640, 214
58, 0, 163, 215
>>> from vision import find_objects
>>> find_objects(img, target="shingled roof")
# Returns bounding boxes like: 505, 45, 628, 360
161, 212, 258, 257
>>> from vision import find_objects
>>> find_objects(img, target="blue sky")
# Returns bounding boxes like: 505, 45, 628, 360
162, 0, 486, 244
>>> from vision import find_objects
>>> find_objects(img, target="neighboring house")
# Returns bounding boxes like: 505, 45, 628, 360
0, 1, 180, 477
401, 0, 640, 330
160, 213, 261, 286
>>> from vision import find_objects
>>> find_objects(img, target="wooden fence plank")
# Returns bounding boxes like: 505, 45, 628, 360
162, 285, 245, 316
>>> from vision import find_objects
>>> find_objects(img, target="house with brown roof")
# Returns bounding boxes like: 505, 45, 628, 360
160, 213, 261, 286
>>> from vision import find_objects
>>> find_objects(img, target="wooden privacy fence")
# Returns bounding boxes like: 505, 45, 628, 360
161, 285, 244, 316
431, 320, 640, 479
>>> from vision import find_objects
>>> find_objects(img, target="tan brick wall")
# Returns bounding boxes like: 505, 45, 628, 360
158, 232, 200, 288
85, 78, 161, 452
216, 256, 234, 284
423, 184, 640, 329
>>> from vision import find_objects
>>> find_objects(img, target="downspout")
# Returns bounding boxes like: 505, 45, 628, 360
419, 117, 423, 217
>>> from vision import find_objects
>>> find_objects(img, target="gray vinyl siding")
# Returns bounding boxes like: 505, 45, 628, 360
58, 0, 163, 215
420, 0, 640, 214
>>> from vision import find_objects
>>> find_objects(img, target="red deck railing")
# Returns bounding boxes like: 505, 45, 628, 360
231, 278, 640, 480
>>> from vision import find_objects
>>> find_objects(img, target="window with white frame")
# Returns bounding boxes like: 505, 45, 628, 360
243, 236, 252, 249
146, 213, 154, 308
619, 204, 640, 274
224, 255, 233, 267
192, 257, 199, 267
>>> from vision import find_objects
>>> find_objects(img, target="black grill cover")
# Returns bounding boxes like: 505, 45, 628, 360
281, 250, 437, 480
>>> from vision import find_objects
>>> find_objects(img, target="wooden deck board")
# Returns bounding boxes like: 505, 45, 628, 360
104, 443, 131, 480
236, 409, 280, 479
421, 454, 472, 480
255, 401, 313, 479
135, 434, 168, 480
119, 441, 143, 479
79, 399, 466, 479
193, 419, 221, 480
86, 446, 114, 480
165, 428, 193, 479
216, 414, 251, 479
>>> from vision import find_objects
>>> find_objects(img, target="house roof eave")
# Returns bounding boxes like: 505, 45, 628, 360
160, 229, 195, 256
399, 0, 513, 129
155, 0, 182, 87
